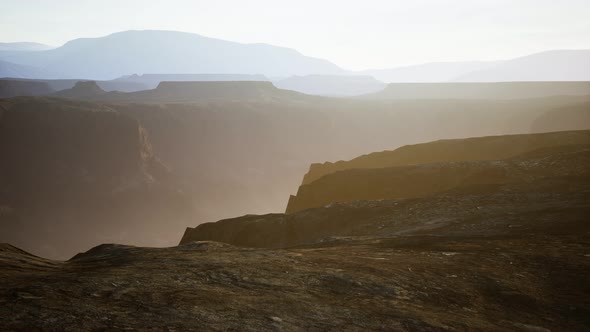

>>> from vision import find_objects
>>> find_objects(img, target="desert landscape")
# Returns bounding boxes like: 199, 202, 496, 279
1, 1, 589, 331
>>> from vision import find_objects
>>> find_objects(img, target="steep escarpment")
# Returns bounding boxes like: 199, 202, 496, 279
3, 94, 590, 257
183, 146, 590, 245
287, 148, 590, 213
0, 97, 192, 259
300, 130, 590, 186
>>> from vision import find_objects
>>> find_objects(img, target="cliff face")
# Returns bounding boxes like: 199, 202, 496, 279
0, 97, 191, 259
300, 130, 590, 186
287, 147, 590, 213
181, 148, 590, 247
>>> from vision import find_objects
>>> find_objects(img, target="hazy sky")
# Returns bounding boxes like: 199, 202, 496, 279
1, 0, 589, 70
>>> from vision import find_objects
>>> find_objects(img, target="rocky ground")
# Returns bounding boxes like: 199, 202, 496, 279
1, 182, 589, 331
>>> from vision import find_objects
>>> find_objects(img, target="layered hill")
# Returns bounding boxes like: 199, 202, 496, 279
0, 97, 193, 259
362, 81, 590, 100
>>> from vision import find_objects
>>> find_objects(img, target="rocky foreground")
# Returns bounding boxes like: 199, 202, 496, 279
2, 179, 589, 331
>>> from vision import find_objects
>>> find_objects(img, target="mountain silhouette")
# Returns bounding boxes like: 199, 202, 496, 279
361, 50, 590, 82
0, 30, 344, 80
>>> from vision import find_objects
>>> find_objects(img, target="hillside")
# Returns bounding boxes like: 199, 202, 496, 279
0, 30, 344, 79
362, 81, 590, 100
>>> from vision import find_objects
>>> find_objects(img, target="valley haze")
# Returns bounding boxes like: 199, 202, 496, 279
1, 1, 590, 331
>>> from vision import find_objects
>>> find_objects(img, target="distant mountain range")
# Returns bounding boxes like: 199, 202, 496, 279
453, 50, 590, 82
0, 30, 588, 84
361, 50, 590, 82
0, 30, 344, 80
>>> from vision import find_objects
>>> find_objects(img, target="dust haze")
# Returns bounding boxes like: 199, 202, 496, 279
1, 1, 590, 331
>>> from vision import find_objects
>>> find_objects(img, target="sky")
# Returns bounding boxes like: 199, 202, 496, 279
1, 0, 589, 70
